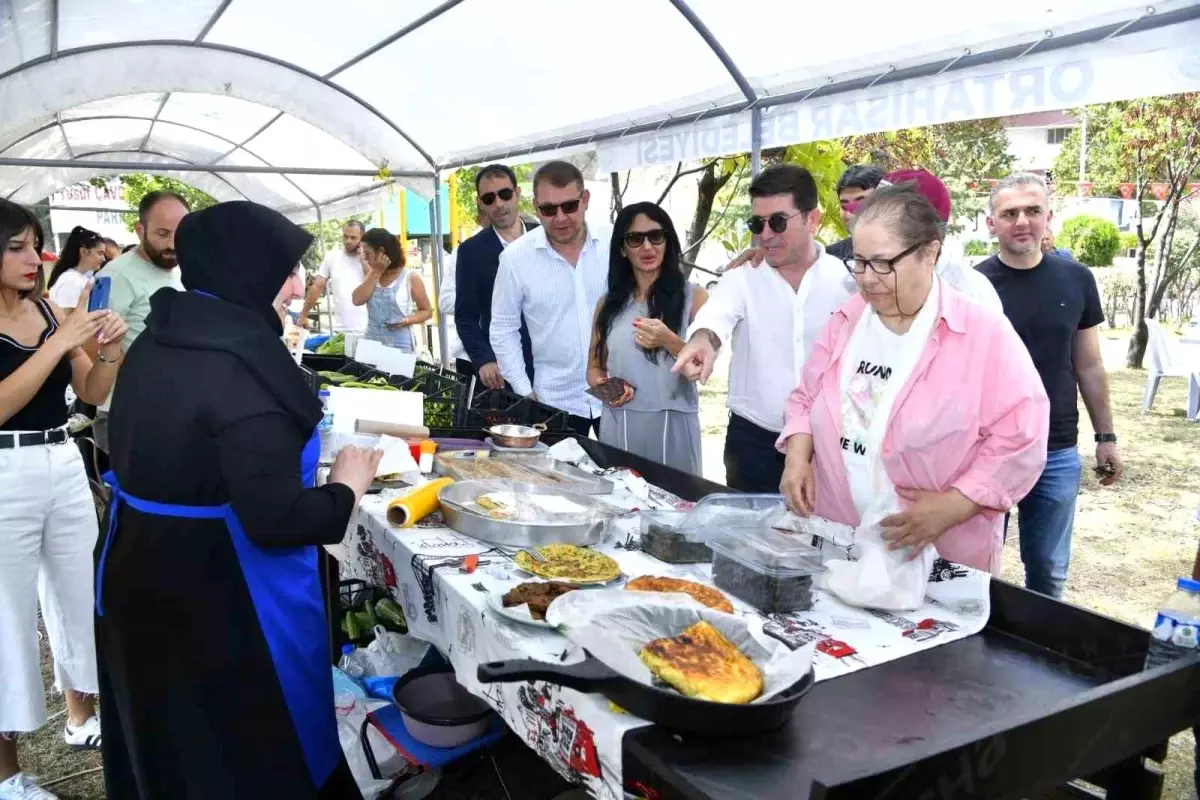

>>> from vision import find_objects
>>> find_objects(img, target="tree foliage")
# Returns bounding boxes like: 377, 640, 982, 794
1054, 94, 1200, 367
842, 119, 1014, 232
1058, 215, 1121, 267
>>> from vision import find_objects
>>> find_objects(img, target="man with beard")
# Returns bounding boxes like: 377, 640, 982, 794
298, 221, 368, 334
673, 165, 856, 491
92, 190, 189, 452
490, 160, 608, 434
455, 164, 537, 389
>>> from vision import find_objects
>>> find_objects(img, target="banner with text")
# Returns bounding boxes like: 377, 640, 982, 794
596, 23, 1200, 174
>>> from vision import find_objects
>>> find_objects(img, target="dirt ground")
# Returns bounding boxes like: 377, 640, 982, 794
19, 330, 1200, 799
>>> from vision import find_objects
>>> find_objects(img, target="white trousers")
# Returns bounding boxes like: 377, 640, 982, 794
0, 441, 99, 733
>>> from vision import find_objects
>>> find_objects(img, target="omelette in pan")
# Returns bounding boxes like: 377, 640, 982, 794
638, 620, 763, 704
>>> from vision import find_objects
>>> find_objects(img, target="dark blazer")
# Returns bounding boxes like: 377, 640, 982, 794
454, 221, 537, 382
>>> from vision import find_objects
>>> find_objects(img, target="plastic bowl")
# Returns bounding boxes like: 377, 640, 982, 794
391, 666, 493, 748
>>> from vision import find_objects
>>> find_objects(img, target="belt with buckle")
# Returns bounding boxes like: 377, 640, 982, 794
0, 428, 70, 449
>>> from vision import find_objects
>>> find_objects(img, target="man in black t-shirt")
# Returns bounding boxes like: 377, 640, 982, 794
977, 174, 1123, 600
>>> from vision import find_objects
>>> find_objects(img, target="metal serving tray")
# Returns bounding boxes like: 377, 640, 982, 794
438, 480, 614, 548
433, 451, 613, 495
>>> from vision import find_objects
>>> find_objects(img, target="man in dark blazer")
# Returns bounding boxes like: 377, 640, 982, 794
454, 164, 537, 389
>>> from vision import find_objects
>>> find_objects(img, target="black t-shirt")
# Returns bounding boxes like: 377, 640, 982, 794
976, 253, 1104, 450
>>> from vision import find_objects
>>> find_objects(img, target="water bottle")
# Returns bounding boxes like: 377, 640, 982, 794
338, 644, 365, 680
1145, 577, 1200, 670
318, 389, 335, 463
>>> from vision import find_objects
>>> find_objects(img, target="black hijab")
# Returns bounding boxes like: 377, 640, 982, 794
176, 200, 312, 334
146, 201, 320, 430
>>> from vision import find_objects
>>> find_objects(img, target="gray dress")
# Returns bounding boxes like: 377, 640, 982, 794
598, 286, 702, 474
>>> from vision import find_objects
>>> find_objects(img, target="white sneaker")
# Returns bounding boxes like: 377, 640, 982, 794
63, 715, 101, 750
0, 773, 59, 800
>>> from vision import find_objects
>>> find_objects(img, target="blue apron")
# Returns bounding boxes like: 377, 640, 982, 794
95, 430, 339, 788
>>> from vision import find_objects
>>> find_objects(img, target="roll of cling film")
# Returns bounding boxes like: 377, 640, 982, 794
387, 477, 454, 528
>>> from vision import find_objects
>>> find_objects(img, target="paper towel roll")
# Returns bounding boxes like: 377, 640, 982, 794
386, 477, 454, 528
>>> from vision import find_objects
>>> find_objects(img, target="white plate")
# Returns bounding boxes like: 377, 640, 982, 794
486, 591, 557, 628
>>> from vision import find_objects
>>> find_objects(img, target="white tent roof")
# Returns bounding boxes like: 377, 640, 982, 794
1, 0, 1199, 221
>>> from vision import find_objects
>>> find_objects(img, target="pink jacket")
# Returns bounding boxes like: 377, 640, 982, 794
776, 280, 1049, 574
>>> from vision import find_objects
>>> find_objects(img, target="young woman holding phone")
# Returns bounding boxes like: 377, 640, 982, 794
0, 199, 128, 800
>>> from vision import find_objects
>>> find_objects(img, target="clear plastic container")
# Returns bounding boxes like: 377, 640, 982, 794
1145, 577, 1200, 670
708, 526, 825, 612
638, 510, 713, 564
675, 493, 784, 536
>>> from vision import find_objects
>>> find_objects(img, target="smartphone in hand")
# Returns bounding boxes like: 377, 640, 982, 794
88, 276, 112, 312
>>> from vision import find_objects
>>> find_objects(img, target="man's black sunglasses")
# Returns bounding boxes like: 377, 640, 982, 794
480, 188, 514, 206
746, 209, 807, 235
623, 229, 666, 248
536, 195, 583, 218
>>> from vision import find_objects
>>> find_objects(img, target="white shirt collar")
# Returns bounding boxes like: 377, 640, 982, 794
494, 219, 526, 249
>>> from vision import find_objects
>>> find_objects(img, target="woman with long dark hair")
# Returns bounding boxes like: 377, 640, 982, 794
587, 202, 707, 473
47, 226, 106, 308
351, 228, 431, 353
0, 200, 128, 799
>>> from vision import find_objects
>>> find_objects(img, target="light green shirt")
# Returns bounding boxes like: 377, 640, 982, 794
100, 249, 183, 410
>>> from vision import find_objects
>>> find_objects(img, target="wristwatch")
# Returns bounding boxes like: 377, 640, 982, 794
1094, 433, 1118, 443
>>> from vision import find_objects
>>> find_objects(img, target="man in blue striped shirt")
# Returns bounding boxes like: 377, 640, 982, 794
490, 161, 610, 435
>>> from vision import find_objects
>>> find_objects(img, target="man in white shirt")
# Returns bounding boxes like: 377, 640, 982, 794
674, 165, 857, 491
490, 160, 609, 436
437, 245, 468, 362
298, 220, 368, 333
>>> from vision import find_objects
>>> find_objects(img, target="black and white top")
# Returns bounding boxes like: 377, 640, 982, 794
0, 298, 70, 432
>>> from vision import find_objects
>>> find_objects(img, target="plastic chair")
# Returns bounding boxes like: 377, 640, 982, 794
1142, 318, 1200, 421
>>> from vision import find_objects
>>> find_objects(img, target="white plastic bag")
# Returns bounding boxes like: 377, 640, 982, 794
820, 517, 935, 611
362, 626, 428, 678
335, 693, 406, 799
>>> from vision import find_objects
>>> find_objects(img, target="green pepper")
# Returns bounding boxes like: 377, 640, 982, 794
375, 598, 407, 632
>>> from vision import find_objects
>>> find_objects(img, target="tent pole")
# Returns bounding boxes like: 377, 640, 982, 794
314, 204, 330, 333
430, 177, 449, 368
750, 107, 763, 177
0, 156, 432, 178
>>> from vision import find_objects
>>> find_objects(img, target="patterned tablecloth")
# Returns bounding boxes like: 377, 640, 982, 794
333, 457, 992, 800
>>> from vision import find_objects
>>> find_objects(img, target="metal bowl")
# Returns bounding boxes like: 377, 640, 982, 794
438, 480, 613, 548
484, 423, 546, 448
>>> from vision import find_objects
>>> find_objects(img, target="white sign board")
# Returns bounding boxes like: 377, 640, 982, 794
596, 24, 1200, 173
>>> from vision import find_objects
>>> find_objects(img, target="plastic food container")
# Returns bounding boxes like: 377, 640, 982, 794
391, 666, 493, 748
638, 510, 714, 564
708, 526, 826, 612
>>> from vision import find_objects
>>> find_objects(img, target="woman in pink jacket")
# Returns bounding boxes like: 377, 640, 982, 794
777, 185, 1048, 574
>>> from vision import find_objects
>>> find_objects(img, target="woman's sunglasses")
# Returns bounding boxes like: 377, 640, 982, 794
536, 195, 583, 218
480, 188, 514, 206
746, 209, 805, 235
623, 229, 666, 248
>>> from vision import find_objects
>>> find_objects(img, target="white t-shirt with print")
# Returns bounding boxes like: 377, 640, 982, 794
318, 250, 368, 333
839, 278, 941, 519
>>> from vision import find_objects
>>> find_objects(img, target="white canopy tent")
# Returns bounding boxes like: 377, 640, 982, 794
2, 0, 1200, 364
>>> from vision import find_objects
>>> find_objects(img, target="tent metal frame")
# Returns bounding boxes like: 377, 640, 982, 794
1, 0, 1194, 366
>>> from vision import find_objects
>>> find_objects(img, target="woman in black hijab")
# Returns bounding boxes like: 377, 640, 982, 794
97, 202, 381, 800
